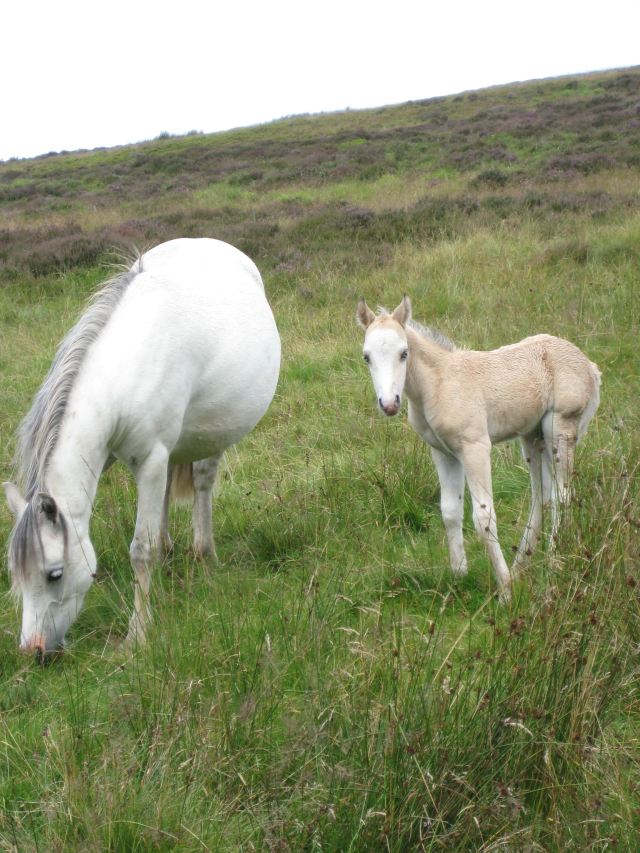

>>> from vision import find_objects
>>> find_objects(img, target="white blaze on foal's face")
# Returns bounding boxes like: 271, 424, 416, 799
357, 297, 412, 417
363, 322, 409, 416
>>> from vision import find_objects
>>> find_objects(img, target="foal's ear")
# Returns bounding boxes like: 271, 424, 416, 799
391, 295, 412, 327
3, 482, 27, 521
356, 299, 376, 330
35, 493, 59, 524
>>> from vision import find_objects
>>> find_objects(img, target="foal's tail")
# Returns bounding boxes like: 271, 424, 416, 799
578, 360, 601, 440
169, 463, 195, 504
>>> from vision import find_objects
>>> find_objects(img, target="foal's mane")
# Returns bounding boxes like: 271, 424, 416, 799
407, 318, 456, 352
376, 307, 456, 353
16, 258, 141, 499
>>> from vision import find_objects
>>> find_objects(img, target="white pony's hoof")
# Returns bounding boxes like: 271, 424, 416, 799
193, 543, 218, 563
160, 532, 174, 555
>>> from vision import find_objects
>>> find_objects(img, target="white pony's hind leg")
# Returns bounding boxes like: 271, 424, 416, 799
192, 454, 222, 560
513, 432, 545, 574
127, 444, 170, 644
431, 447, 468, 577
160, 465, 173, 554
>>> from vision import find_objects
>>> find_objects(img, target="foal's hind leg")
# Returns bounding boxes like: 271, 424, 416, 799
513, 432, 545, 574
431, 447, 468, 577
192, 454, 222, 560
460, 441, 512, 600
541, 412, 578, 542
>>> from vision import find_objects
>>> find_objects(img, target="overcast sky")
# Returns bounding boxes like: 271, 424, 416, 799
2, 1, 638, 162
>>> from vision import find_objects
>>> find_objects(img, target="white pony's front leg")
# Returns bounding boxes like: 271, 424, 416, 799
192, 454, 222, 559
460, 441, 512, 601
127, 444, 170, 644
430, 447, 468, 577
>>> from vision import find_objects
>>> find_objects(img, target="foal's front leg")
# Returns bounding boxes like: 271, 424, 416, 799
127, 444, 170, 644
431, 447, 467, 577
460, 441, 512, 600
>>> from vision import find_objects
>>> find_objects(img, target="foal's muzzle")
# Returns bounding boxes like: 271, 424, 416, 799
379, 395, 401, 416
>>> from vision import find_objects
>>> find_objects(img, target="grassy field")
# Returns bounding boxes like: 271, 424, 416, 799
1, 68, 639, 851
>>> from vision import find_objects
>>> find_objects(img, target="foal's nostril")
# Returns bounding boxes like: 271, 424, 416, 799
395, 395, 400, 405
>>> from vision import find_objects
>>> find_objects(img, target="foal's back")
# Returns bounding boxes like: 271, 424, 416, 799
441, 334, 599, 444
485, 333, 597, 412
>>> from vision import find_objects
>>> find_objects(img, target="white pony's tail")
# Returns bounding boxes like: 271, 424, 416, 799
578, 361, 601, 440
170, 463, 194, 504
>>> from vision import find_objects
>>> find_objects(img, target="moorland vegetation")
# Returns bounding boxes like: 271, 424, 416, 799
0, 67, 639, 851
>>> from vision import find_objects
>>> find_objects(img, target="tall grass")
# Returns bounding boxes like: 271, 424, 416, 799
1, 70, 639, 851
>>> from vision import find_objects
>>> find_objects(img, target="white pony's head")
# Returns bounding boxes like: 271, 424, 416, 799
356, 296, 411, 417
4, 483, 96, 662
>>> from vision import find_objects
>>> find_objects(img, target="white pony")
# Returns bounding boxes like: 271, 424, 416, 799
4, 238, 281, 658
357, 297, 600, 601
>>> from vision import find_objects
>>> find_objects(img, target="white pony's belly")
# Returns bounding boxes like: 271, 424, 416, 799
171, 334, 280, 460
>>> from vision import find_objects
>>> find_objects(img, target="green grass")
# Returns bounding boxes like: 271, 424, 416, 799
1, 68, 639, 851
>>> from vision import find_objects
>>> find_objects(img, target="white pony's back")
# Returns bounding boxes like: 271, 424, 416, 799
70, 238, 281, 465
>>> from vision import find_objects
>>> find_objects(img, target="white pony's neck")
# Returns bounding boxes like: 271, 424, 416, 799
44, 407, 110, 532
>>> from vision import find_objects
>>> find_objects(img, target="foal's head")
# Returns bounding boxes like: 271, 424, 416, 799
3, 483, 96, 661
356, 296, 411, 417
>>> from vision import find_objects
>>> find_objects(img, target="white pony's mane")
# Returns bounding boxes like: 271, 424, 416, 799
16, 256, 141, 500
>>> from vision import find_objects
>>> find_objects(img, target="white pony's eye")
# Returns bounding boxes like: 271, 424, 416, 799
47, 567, 63, 582
400, 350, 408, 361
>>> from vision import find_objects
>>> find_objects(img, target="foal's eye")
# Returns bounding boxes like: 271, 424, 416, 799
47, 567, 63, 582
400, 350, 409, 361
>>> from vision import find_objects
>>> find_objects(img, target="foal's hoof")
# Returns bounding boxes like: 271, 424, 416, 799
509, 562, 524, 582
498, 585, 512, 604
451, 564, 468, 579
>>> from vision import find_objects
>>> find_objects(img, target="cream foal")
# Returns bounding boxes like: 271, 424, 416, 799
357, 297, 600, 601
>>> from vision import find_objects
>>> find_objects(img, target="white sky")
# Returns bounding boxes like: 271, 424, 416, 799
2, 0, 638, 162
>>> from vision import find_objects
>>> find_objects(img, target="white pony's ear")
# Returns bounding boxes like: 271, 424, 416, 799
391, 295, 411, 327
356, 299, 376, 330
35, 493, 59, 525
3, 482, 27, 521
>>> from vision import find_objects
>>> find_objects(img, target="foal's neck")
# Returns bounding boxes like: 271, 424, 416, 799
405, 326, 449, 402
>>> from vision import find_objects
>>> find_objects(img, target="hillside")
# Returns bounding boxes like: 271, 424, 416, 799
1, 68, 639, 852
1, 67, 639, 279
